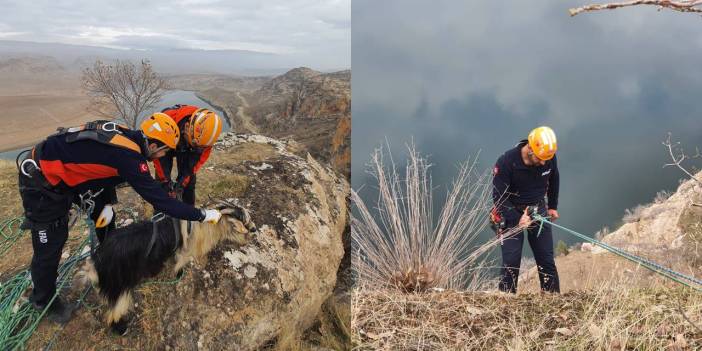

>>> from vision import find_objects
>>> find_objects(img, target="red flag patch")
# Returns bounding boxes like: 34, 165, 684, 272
139, 162, 149, 173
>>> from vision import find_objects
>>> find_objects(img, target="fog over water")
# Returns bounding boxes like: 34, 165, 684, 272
352, 1, 702, 250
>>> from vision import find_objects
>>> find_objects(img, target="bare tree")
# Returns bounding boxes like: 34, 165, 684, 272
570, 0, 702, 16
82, 59, 169, 129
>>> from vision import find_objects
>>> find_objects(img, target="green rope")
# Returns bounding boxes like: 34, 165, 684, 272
533, 214, 702, 292
0, 217, 26, 258
0, 214, 94, 351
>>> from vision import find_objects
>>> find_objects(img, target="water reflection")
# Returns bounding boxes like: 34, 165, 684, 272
352, 0, 702, 250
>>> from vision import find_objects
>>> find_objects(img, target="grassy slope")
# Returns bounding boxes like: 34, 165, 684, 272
353, 285, 701, 350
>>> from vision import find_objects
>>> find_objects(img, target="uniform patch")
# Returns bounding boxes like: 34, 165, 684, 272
139, 162, 149, 173
493, 166, 499, 176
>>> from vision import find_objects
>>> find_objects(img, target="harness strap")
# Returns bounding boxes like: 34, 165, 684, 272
144, 213, 184, 258
146, 222, 159, 258
18, 141, 68, 201
59, 120, 142, 154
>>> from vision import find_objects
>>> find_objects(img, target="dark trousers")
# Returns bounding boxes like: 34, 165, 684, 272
498, 207, 560, 294
19, 174, 113, 305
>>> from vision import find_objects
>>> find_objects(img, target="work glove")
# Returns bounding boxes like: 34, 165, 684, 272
201, 209, 222, 224
96, 205, 114, 228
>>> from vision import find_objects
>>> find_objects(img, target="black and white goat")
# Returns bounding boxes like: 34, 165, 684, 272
82, 199, 256, 335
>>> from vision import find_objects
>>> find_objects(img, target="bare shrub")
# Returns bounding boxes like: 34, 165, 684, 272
595, 226, 610, 240
352, 144, 500, 292
556, 240, 570, 256
623, 204, 647, 223
82, 59, 169, 129
654, 190, 672, 204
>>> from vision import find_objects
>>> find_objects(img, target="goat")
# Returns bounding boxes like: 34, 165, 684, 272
82, 199, 256, 335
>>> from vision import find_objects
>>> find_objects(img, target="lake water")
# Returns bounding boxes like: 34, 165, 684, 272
0, 89, 228, 160
353, 1, 702, 262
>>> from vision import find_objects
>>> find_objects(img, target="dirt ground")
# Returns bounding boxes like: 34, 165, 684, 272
0, 94, 94, 152
519, 250, 682, 293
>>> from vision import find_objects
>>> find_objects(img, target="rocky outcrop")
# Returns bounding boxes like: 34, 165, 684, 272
155, 133, 349, 350
522, 172, 702, 292
250, 67, 351, 178
251, 67, 351, 122
182, 67, 352, 178
594, 173, 702, 258
25, 133, 349, 350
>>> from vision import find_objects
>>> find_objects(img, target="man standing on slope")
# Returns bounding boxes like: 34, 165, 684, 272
18, 113, 222, 324
491, 126, 560, 294
153, 105, 223, 205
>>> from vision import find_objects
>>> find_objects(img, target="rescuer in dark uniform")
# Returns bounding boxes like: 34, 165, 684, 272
153, 105, 223, 205
17, 113, 222, 324
491, 126, 560, 294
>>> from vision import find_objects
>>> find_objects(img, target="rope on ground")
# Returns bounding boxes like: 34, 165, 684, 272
0, 217, 26, 258
0, 236, 89, 350
533, 214, 702, 292
0, 213, 94, 351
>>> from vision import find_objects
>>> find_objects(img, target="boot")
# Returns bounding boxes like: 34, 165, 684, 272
31, 297, 76, 325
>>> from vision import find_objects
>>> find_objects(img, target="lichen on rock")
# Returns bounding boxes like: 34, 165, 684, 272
147, 133, 349, 350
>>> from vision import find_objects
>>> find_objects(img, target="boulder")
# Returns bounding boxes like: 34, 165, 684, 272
152, 133, 349, 350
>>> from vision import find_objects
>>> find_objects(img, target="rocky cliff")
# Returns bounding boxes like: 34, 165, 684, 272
180, 68, 351, 178
522, 171, 702, 292
18, 133, 349, 350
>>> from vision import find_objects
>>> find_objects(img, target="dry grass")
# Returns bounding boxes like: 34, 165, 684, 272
353, 144, 494, 292
352, 281, 702, 350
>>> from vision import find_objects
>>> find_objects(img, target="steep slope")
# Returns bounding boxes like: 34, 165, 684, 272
187, 68, 351, 178
522, 171, 702, 293
353, 173, 702, 350
0, 133, 350, 350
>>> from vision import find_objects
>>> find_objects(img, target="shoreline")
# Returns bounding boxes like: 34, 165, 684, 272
193, 91, 234, 128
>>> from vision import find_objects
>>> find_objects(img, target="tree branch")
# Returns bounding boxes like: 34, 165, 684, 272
662, 133, 702, 186
570, 0, 702, 16
82, 59, 167, 129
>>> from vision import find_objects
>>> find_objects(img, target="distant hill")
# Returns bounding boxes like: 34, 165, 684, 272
0, 40, 330, 75
0, 56, 65, 74
180, 67, 352, 177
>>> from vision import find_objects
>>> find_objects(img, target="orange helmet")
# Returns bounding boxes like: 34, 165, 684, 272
141, 112, 180, 149
527, 126, 557, 161
184, 108, 223, 148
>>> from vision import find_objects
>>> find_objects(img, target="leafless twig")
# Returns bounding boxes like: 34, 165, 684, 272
570, 0, 702, 16
662, 133, 702, 186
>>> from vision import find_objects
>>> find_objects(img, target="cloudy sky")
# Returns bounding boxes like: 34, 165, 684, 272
0, 0, 349, 69
353, 1, 702, 246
